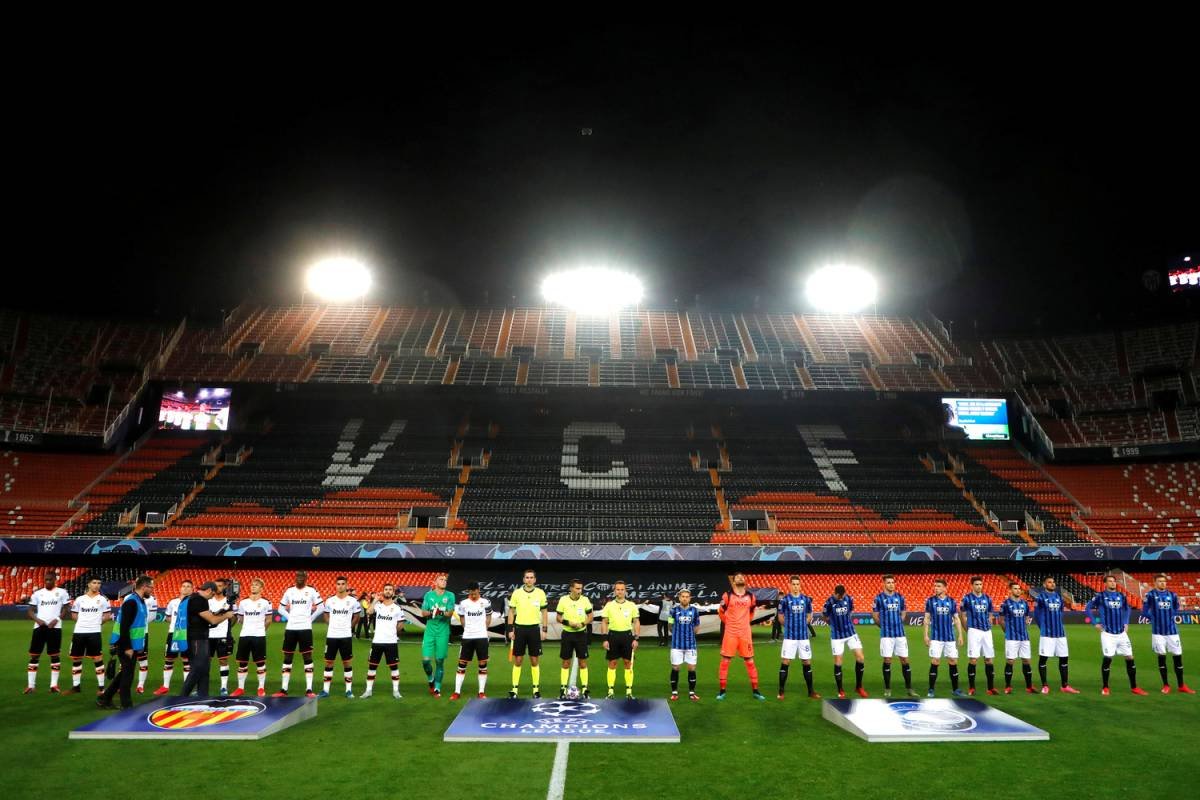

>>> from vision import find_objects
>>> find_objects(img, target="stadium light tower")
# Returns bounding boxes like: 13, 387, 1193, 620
541, 266, 644, 315
804, 264, 878, 313
305, 256, 372, 304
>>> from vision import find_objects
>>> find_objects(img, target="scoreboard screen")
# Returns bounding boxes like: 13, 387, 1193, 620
941, 397, 1009, 441
158, 387, 231, 431
1169, 261, 1198, 292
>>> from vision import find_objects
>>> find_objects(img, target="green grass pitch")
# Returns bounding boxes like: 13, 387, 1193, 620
1, 621, 1198, 798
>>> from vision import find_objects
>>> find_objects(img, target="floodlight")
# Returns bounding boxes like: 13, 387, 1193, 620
804, 264, 878, 313
541, 267, 644, 315
305, 257, 371, 303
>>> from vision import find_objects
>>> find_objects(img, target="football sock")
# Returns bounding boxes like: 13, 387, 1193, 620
422, 659, 434, 682
561, 667, 570, 687
1174, 655, 1185, 687
304, 662, 314, 691
95, 660, 105, 690
718, 657, 731, 690
323, 661, 334, 693
607, 667, 617, 689
1159, 655, 1169, 685
1038, 656, 1048, 686
27, 655, 38, 689
530, 665, 540, 690
219, 660, 229, 692
834, 665, 844, 692
1004, 663, 1013, 688
968, 663, 977, 690
343, 660, 353, 691
1058, 657, 1069, 687
802, 664, 813, 694
1102, 656, 1112, 688
392, 665, 401, 694
778, 663, 789, 693
237, 661, 249, 690
256, 659, 266, 689
671, 667, 680, 692
1022, 662, 1033, 689
948, 665, 959, 691
745, 659, 759, 689
1126, 660, 1137, 689
454, 664, 465, 695
281, 660, 292, 691
854, 661, 864, 690
882, 662, 892, 690
902, 663, 913, 689
624, 668, 634, 691
434, 659, 445, 690
985, 663, 995, 691
477, 660, 488, 694
512, 665, 522, 690
928, 664, 939, 691
687, 671, 697, 693
137, 654, 149, 689
49, 656, 60, 689
162, 663, 173, 689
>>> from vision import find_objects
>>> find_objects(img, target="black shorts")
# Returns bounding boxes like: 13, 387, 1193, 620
607, 631, 634, 661
459, 638, 490, 662
164, 633, 187, 659
560, 630, 590, 661
512, 624, 542, 657
369, 643, 399, 667
324, 637, 353, 661
69, 632, 103, 659
209, 637, 232, 658
236, 636, 267, 662
29, 626, 63, 656
282, 629, 314, 654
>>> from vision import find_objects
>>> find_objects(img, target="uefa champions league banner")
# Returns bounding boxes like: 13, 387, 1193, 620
444, 698, 680, 743
5, 537, 1198, 562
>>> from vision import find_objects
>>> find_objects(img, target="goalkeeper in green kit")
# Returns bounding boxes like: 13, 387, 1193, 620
421, 574, 456, 697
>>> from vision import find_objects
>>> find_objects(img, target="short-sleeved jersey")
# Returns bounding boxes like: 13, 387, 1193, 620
145, 595, 159, 625
1142, 590, 1180, 636
208, 596, 232, 638
71, 593, 109, 634
325, 595, 359, 638
165, 597, 183, 633
1033, 590, 1066, 638
372, 600, 404, 644
873, 591, 907, 638
555, 595, 594, 633
422, 590, 456, 633
509, 587, 548, 626
925, 595, 957, 642
777, 593, 814, 641
999, 598, 1031, 641
961, 592, 994, 632
455, 597, 492, 639
237, 597, 272, 637
281, 586, 322, 631
1086, 590, 1129, 635
29, 587, 71, 628
823, 595, 856, 640
669, 605, 700, 650
720, 591, 757, 638
602, 599, 638, 632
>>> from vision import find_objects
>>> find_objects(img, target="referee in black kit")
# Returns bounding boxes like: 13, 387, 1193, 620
180, 582, 237, 697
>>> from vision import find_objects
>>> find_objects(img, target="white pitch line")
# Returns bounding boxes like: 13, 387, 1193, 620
546, 740, 570, 800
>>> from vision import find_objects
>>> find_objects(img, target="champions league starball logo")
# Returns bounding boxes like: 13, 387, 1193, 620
886, 702, 977, 733
532, 700, 601, 720
148, 698, 266, 730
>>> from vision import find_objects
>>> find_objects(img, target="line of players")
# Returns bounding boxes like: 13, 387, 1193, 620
24, 569, 1194, 700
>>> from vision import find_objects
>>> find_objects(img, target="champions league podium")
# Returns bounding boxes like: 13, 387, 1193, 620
823, 698, 1048, 742
69, 695, 317, 740
445, 698, 681, 743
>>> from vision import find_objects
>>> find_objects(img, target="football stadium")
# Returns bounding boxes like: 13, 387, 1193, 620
4, 31, 1198, 800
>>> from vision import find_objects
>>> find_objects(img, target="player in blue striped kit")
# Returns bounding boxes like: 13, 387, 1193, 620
924, 579, 964, 697
776, 576, 819, 700
1143, 574, 1194, 694
960, 577, 998, 696
1085, 574, 1148, 696
872, 575, 918, 698
823, 586, 868, 699
668, 589, 702, 702
998, 582, 1035, 694
1031, 576, 1079, 694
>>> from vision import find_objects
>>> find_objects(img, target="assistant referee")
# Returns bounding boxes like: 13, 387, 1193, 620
507, 569, 548, 699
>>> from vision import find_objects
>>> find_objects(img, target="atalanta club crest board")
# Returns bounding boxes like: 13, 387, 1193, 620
823, 698, 1048, 742
69, 696, 317, 740
444, 698, 680, 743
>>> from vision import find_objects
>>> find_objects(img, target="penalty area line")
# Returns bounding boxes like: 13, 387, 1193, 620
546, 740, 570, 800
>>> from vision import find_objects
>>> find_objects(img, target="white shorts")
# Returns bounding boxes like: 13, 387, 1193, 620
967, 628, 995, 659
781, 639, 812, 661
880, 636, 909, 659
1151, 634, 1183, 656
1038, 636, 1069, 658
1005, 640, 1032, 660
669, 648, 697, 666
1100, 631, 1133, 658
831, 634, 863, 656
928, 640, 958, 660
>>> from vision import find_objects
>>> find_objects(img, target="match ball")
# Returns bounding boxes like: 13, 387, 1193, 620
567, 686, 580, 700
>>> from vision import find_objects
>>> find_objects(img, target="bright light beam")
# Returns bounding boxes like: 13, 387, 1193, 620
541, 267, 644, 315
804, 264, 878, 313
305, 257, 372, 303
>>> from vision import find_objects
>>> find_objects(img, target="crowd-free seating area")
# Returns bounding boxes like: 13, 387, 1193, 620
1047, 461, 1199, 545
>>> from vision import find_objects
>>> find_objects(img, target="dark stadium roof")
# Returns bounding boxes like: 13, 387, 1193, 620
12, 29, 1196, 331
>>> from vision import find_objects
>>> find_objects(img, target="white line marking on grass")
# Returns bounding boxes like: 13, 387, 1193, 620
546, 740, 570, 800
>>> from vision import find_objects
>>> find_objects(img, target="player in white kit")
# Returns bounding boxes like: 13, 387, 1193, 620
452, 582, 494, 700
67, 578, 109, 694
208, 578, 235, 695
232, 578, 273, 697
321, 576, 360, 698
274, 571, 322, 698
156, 580, 192, 695
136, 592, 158, 693
26, 573, 71, 694
362, 584, 405, 699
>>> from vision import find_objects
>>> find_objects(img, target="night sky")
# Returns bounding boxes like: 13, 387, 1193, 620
14, 30, 1197, 333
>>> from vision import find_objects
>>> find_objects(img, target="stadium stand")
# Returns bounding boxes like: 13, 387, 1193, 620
1046, 461, 1200, 545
